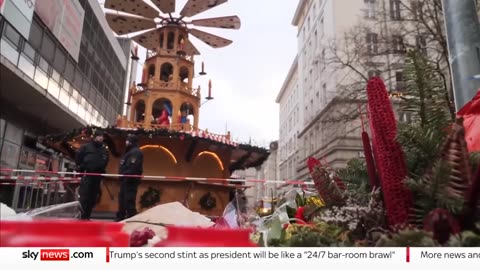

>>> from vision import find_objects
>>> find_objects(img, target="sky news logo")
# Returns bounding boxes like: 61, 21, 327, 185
22, 249, 94, 261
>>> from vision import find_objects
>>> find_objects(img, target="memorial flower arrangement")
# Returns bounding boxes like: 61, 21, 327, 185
253, 52, 480, 247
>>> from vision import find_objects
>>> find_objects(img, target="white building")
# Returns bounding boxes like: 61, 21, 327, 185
276, 56, 301, 182
292, 0, 367, 179
236, 140, 279, 206
284, 0, 419, 179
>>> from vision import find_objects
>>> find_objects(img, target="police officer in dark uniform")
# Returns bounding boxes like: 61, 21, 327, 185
116, 134, 144, 221
75, 130, 109, 220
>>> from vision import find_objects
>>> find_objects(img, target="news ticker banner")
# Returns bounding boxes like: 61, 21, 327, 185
0, 248, 479, 269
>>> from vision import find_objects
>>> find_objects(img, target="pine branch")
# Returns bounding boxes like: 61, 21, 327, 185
401, 51, 450, 129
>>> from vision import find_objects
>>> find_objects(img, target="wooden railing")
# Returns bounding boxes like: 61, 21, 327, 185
146, 50, 194, 62
131, 81, 201, 98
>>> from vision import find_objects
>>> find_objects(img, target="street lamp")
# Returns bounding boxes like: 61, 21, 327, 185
441, 0, 480, 111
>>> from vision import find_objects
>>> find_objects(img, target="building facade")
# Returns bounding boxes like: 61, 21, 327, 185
286, 0, 424, 179
236, 141, 279, 207
276, 56, 301, 181
116, 37, 139, 117
0, 0, 128, 207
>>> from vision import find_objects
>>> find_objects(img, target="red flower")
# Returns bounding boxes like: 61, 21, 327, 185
294, 207, 306, 222
366, 77, 412, 226
307, 157, 320, 173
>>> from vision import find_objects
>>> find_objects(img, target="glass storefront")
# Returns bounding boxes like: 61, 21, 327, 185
0, 118, 71, 208
0, 12, 125, 126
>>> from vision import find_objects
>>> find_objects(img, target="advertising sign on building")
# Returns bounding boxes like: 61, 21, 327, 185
35, 0, 85, 62
0, 0, 36, 39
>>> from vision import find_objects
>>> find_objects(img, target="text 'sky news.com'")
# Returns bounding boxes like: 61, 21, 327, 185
21, 249, 94, 261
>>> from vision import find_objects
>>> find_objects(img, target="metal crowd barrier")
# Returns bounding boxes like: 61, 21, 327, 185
0, 172, 80, 212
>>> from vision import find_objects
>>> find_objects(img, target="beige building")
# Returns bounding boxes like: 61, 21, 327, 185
276, 57, 301, 182
236, 140, 279, 206
284, 0, 423, 179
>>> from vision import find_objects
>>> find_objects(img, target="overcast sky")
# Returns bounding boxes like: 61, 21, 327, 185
104, 0, 298, 147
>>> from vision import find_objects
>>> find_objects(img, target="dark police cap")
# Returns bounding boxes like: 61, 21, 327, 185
93, 130, 105, 136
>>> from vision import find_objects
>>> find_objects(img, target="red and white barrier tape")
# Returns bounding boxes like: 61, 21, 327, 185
0, 168, 314, 186
0, 176, 242, 188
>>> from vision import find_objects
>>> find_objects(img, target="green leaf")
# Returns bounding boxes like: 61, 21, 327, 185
286, 205, 297, 218
280, 227, 287, 242
267, 217, 283, 242
295, 193, 305, 207
257, 233, 265, 247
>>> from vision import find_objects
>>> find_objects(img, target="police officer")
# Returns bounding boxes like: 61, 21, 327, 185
75, 130, 109, 220
116, 134, 144, 221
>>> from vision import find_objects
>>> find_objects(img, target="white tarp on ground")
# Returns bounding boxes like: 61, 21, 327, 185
121, 202, 214, 241
0, 201, 82, 220
0, 203, 16, 218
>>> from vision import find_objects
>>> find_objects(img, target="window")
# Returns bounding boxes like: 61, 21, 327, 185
412, 1, 423, 20
395, 71, 405, 90
40, 33, 55, 62
179, 66, 189, 83
321, 49, 325, 68
3, 24, 21, 47
416, 35, 427, 55
390, 0, 401, 20
365, 0, 376, 19
22, 43, 36, 62
160, 62, 174, 82
53, 47, 66, 73
64, 59, 75, 82
309, 131, 314, 154
167, 32, 175, 50
29, 18, 43, 50
392, 35, 405, 53
399, 112, 412, 123
368, 70, 381, 79
322, 83, 327, 104
159, 32, 164, 48
366, 33, 378, 54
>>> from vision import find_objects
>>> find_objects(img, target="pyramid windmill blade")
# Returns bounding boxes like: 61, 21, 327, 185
131, 29, 160, 50
185, 39, 200, 55
150, 0, 176, 13
180, 0, 228, 18
106, 13, 156, 36
192, 16, 241, 30
189, 28, 232, 48
104, 0, 159, 19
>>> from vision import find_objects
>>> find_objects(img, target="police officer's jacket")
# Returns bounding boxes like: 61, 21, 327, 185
119, 146, 143, 176
75, 142, 109, 173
